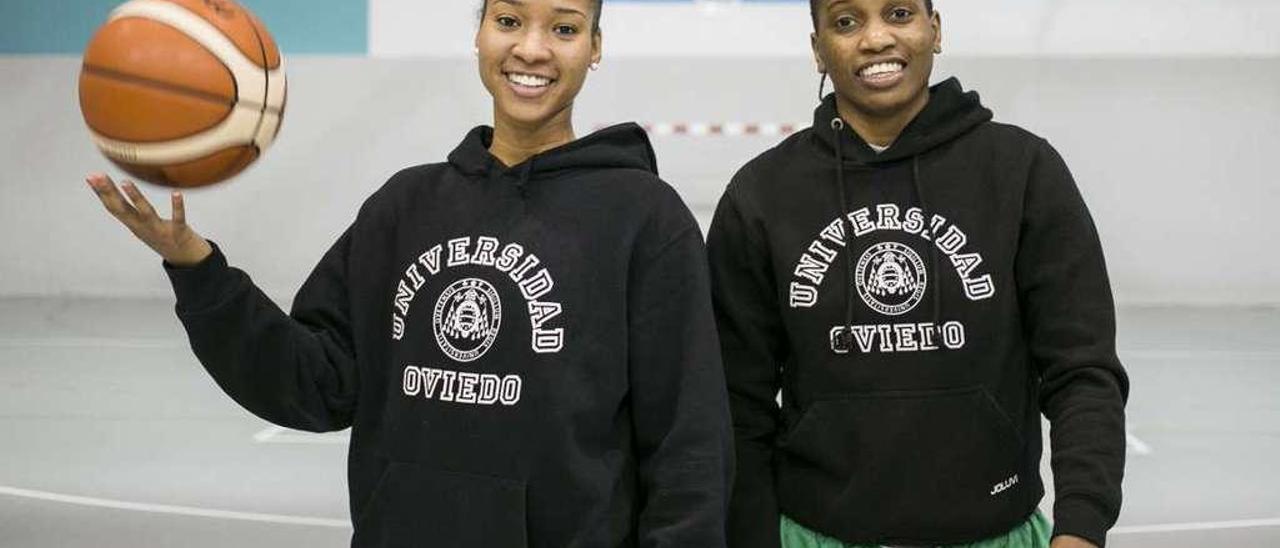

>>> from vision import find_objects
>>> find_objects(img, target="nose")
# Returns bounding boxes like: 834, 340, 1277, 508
512, 28, 553, 64
857, 19, 895, 53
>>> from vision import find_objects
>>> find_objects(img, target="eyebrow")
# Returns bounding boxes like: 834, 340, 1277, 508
824, 0, 854, 14
492, 0, 588, 18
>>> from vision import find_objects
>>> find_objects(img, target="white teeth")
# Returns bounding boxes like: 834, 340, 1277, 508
860, 62, 904, 77
506, 73, 552, 87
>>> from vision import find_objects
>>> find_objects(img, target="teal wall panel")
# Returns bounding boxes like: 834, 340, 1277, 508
0, 0, 367, 55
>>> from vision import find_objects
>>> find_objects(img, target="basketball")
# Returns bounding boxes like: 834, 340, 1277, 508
78, 0, 286, 188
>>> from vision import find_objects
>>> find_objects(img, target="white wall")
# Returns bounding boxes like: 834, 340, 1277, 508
2, 55, 1277, 304
370, 0, 1280, 58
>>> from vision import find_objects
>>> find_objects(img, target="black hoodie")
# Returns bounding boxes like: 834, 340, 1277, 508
164, 124, 733, 547
709, 79, 1129, 547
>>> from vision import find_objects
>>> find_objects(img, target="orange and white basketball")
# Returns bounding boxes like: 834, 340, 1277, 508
78, 0, 287, 188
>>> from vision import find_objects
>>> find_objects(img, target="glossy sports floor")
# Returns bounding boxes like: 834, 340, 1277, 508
0, 298, 1276, 547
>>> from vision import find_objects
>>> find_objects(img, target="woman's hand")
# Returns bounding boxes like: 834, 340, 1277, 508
86, 173, 213, 267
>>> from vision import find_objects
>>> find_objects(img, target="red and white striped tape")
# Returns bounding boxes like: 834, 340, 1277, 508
594, 122, 808, 138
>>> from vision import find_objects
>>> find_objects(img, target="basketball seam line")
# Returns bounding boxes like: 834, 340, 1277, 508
81, 64, 283, 116
126, 0, 270, 72
105, 0, 247, 108
83, 61, 239, 145
245, 16, 271, 146
113, 0, 247, 108
82, 62, 232, 106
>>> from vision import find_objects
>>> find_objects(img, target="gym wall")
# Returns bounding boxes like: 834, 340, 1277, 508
2, 0, 1277, 305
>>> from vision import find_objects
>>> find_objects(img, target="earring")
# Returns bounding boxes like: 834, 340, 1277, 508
473, 47, 480, 57
934, 46, 942, 54
589, 62, 600, 71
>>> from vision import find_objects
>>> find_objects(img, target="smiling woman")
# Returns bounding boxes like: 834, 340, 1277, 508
711, 1, 1129, 548
474, 0, 602, 165
82, 0, 733, 546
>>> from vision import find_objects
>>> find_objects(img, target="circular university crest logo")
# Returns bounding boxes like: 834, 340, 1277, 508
855, 242, 927, 316
433, 278, 502, 363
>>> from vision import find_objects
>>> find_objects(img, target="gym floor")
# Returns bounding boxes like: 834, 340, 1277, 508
0, 297, 1276, 547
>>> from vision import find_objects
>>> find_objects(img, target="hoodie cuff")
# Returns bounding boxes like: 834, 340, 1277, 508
162, 240, 238, 314
1053, 496, 1113, 547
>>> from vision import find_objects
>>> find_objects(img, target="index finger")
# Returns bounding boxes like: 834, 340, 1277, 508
120, 180, 159, 220
86, 173, 140, 223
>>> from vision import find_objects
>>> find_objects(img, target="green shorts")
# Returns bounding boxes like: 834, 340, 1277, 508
780, 511, 1051, 548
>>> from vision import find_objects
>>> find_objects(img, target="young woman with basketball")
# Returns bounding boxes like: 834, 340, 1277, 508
86, 0, 733, 545
708, 0, 1128, 547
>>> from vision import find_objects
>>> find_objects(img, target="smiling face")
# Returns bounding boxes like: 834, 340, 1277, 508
811, 0, 940, 120
476, 0, 601, 131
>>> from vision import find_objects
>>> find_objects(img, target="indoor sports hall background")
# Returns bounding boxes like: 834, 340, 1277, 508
1, 0, 1278, 546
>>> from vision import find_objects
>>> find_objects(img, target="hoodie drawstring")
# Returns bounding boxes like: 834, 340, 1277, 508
830, 120, 943, 353
830, 117, 856, 353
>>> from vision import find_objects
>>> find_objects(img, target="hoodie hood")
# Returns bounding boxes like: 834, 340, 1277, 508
813, 77, 992, 165
447, 122, 659, 182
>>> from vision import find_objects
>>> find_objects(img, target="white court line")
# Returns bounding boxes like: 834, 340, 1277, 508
1126, 432, 1153, 455
1113, 517, 1280, 535
0, 485, 350, 528
252, 425, 283, 443
4, 484, 1275, 535
1124, 349, 1280, 361
252, 425, 350, 445
0, 337, 185, 349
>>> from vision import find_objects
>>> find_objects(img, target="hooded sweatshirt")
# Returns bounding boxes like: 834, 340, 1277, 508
163, 124, 733, 548
709, 79, 1129, 547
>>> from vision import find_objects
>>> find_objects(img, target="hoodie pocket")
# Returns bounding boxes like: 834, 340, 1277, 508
776, 386, 1028, 540
352, 462, 528, 548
